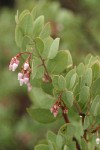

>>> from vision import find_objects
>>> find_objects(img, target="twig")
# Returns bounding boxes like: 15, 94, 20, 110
91, 126, 100, 133
39, 56, 52, 82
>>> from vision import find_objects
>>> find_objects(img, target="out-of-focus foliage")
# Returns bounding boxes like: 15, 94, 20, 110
0, 0, 100, 149
17, 0, 100, 62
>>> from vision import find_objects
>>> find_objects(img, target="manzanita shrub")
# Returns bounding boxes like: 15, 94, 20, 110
9, 8, 100, 150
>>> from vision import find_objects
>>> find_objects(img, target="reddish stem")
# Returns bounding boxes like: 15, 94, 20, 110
60, 105, 70, 123
40, 56, 52, 82
91, 126, 100, 133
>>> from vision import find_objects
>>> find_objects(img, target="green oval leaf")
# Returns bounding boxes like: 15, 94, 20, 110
79, 86, 90, 108
90, 95, 100, 116
29, 87, 54, 109
65, 69, 76, 89
91, 77, 100, 98
92, 62, 100, 81
47, 50, 68, 74
27, 108, 57, 123
56, 134, 63, 149
32, 16, 44, 38
35, 144, 49, 150
48, 38, 60, 59
58, 75, 66, 90
69, 73, 77, 89
35, 37, 44, 55
19, 13, 33, 35
19, 9, 30, 22
15, 25, 24, 47
76, 63, 85, 77
62, 91, 74, 108
52, 75, 59, 89
47, 131, 56, 143
40, 22, 51, 39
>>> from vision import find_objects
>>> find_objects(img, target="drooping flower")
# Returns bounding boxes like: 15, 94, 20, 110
18, 72, 30, 86
50, 101, 61, 117
9, 57, 20, 71
9, 52, 32, 92
18, 72, 23, 80
23, 62, 29, 70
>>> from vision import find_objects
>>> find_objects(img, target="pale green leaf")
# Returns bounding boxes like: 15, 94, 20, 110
47, 131, 56, 143
29, 87, 54, 109
90, 95, 100, 116
40, 22, 51, 39
15, 25, 24, 47
81, 139, 88, 150
79, 86, 90, 108
62, 91, 74, 108
32, 16, 44, 38
58, 75, 66, 90
27, 108, 57, 123
47, 50, 68, 74
32, 57, 44, 79
85, 68, 92, 87
22, 35, 31, 50
65, 69, 76, 89
31, 7, 37, 21
19, 9, 30, 22
92, 62, 100, 80
19, 13, 33, 35
84, 116, 90, 130
35, 37, 44, 55
69, 73, 77, 89
48, 38, 60, 59
35, 144, 49, 150
91, 77, 100, 98
56, 134, 63, 149
52, 75, 59, 89
66, 50, 73, 68
42, 37, 53, 58
76, 63, 85, 77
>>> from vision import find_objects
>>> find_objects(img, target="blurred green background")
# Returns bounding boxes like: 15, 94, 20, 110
0, 0, 100, 149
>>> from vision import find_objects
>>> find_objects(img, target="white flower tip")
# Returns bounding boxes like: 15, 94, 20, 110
20, 79, 24, 86
18, 73, 23, 80
12, 63, 18, 71
24, 63, 29, 70
96, 138, 100, 144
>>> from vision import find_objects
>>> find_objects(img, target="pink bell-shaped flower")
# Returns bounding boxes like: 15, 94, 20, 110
23, 62, 29, 70
9, 57, 19, 71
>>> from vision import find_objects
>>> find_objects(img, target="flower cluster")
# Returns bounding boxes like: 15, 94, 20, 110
9, 53, 32, 92
50, 101, 61, 117
50, 100, 68, 117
